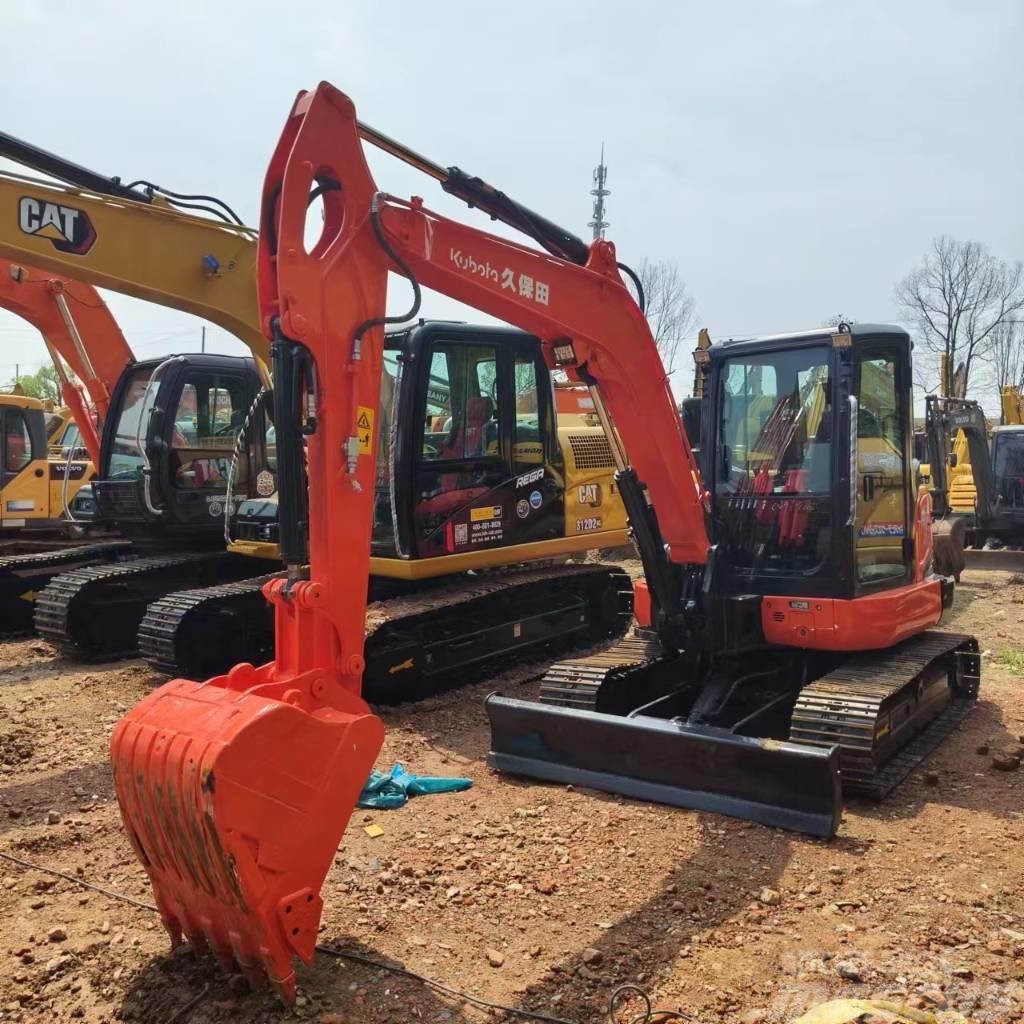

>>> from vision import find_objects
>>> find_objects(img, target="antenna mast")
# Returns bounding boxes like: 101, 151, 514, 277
588, 144, 610, 240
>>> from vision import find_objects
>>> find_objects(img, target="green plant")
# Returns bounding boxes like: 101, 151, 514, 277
995, 649, 1024, 675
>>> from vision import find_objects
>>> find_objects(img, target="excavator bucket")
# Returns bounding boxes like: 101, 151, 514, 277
486, 695, 842, 837
932, 517, 966, 581
111, 667, 384, 1002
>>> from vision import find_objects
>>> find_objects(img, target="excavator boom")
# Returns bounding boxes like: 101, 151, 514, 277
0, 259, 132, 463
0, 166, 264, 363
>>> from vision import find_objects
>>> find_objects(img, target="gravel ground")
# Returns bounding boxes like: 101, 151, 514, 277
0, 566, 1021, 1024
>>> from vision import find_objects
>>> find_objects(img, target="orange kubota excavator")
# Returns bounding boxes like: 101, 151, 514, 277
111, 84, 978, 1002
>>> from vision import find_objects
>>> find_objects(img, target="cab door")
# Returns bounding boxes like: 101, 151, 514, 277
853, 342, 912, 591
1, 405, 48, 526
156, 364, 261, 528
412, 337, 508, 557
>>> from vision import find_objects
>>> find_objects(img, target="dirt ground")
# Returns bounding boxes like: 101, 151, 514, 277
0, 566, 1022, 1024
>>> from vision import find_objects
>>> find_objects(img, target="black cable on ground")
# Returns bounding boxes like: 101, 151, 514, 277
607, 984, 699, 1024
165, 983, 210, 1024
0, 850, 158, 912
315, 944, 575, 1024
0, 849, 700, 1024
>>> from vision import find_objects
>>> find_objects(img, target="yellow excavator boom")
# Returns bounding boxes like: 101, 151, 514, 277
0, 169, 264, 363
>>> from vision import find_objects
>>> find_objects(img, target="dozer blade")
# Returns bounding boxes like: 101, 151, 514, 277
486, 695, 842, 837
111, 676, 384, 1002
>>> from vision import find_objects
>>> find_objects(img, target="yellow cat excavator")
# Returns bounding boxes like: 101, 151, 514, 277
110, 83, 977, 1003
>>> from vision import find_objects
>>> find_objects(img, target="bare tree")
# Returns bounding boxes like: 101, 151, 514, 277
987, 320, 1024, 394
896, 236, 1024, 396
632, 259, 697, 374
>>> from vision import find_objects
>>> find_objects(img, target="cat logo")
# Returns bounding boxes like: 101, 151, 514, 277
18, 196, 96, 255
577, 482, 602, 507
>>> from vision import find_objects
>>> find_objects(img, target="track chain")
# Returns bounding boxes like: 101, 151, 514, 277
34, 553, 235, 658
790, 631, 980, 799
538, 632, 664, 711
138, 573, 280, 674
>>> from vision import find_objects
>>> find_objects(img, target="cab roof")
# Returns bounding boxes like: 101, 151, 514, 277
0, 393, 44, 410
713, 323, 910, 355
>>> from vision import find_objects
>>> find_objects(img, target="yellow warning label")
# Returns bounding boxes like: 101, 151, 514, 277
470, 505, 503, 522
356, 405, 374, 455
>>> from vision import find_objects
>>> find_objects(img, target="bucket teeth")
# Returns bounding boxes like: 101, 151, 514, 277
112, 677, 384, 1003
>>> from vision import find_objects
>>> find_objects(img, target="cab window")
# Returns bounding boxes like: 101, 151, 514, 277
4, 409, 33, 475
57, 421, 82, 453
715, 345, 833, 575
171, 372, 249, 489
421, 344, 501, 461
108, 366, 160, 479
719, 348, 832, 495
855, 351, 908, 585
513, 355, 542, 473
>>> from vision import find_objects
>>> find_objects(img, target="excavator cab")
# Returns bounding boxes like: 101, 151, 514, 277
372, 322, 566, 558
96, 353, 263, 543
0, 395, 49, 530
234, 319, 625, 567
990, 426, 1024, 542
707, 326, 916, 603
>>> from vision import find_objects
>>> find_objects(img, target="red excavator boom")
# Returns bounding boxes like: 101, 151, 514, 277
0, 259, 132, 462
110, 82, 712, 1001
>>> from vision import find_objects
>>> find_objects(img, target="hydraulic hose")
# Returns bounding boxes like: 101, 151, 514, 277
269, 322, 309, 575
223, 386, 269, 544
135, 355, 184, 518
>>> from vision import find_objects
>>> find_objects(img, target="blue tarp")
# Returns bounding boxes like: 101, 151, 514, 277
358, 762, 473, 810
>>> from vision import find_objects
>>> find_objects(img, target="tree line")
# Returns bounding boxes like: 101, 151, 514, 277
636, 236, 1024, 415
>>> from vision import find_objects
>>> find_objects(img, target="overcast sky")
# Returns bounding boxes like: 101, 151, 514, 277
1, 1, 1021, 409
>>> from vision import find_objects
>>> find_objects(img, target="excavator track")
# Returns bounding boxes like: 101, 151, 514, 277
538, 632, 666, 711
138, 573, 280, 677
139, 561, 633, 702
362, 563, 633, 704
0, 540, 133, 638
34, 552, 264, 660
789, 630, 980, 799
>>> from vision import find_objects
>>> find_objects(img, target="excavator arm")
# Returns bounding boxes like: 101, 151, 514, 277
0, 155, 265, 362
925, 395, 996, 523
110, 82, 712, 1001
0, 259, 131, 463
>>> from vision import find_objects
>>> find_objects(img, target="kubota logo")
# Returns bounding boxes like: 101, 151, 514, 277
18, 196, 96, 255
